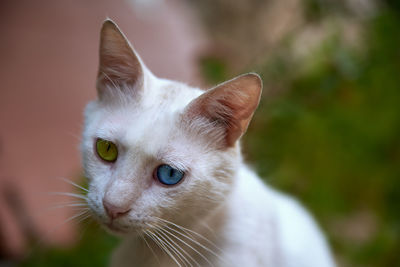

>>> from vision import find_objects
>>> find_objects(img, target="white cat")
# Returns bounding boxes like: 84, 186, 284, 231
81, 19, 336, 267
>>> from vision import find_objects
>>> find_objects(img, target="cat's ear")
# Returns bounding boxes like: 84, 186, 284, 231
96, 19, 143, 100
184, 73, 262, 148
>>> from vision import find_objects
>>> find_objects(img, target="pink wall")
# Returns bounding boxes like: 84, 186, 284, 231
0, 0, 205, 255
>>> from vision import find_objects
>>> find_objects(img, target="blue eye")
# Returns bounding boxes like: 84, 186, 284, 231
156, 164, 184, 185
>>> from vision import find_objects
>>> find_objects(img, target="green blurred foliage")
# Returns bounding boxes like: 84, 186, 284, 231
199, 56, 229, 85
19, 174, 118, 266
19, 222, 118, 267
197, 4, 400, 267
240, 8, 400, 267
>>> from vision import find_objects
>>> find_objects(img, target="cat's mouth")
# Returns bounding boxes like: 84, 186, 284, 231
103, 219, 150, 235
105, 222, 129, 234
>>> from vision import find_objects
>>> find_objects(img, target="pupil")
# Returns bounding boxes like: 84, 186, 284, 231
106, 143, 111, 152
169, 168, 174, 177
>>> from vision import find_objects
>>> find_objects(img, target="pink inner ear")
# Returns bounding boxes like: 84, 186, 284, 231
186, 73, 262, 147
96, 20, 143, 99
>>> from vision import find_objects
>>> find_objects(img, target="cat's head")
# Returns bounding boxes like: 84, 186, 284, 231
81, 20, 262, 235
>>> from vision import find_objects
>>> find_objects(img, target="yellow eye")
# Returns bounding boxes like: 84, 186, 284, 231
96, 138, 118, 162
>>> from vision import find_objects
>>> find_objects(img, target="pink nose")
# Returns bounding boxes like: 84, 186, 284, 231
102, 199, 131, 220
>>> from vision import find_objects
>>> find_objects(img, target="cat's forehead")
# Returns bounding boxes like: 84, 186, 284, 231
141, 78, 203, 111
88, 79, 203, 150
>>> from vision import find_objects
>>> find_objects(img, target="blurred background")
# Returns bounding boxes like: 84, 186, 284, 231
0, 0, 399, 266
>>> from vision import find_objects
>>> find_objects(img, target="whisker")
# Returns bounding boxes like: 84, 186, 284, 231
36, 201, 88, 218
48, 200, 87, 205
146, 230, 171, 258
46, 203, 88, 211
155, 217, 222, 253
75, 216, 94, 245
153, 226, 190, 267
47, 192, 88, 201
147, 229, 182, 267
36, 209, 90, 247
158, 225, 214, 267
150, 230, 183, 267
155, 225, 198, 267
164, 224, 220, 261
145, 230, 164, 254
63, 209, 91, 224
158, 228, 201, 267
76, 213, 92, 224
141, 232, 161, 266
56, 177, 88, 192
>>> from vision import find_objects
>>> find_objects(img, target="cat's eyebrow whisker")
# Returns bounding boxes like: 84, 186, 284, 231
56, 177, 89, 192
156, 226, 199, 267
147, 229, 183, 267
47, 192, 88, 201
155, 217, 222, 253
157, 224, 214, 267
154, 227, 192, 267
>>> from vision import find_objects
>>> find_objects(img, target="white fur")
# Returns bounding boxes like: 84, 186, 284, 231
81, 22, 335, 266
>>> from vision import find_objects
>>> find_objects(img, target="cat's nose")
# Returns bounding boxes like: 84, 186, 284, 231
102, 198, 131, 220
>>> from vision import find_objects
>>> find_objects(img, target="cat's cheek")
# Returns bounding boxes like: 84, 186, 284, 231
86, 200, 104, 222
86, 187, 107, 221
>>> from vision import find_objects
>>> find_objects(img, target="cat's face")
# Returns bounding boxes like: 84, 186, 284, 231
81, 20, 262, 235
